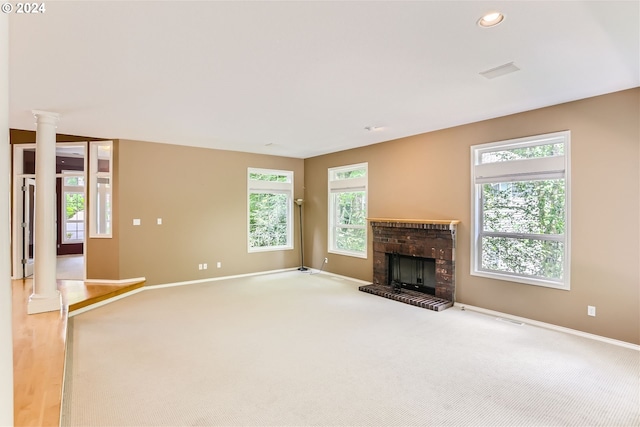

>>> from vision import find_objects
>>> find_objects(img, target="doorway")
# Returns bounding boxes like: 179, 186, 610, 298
12, 142, 88, 280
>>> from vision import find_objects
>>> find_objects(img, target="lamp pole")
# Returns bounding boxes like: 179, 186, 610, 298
295, 199, 308, 271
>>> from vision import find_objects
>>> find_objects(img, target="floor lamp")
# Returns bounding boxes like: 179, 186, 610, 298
295, 199, 308, 271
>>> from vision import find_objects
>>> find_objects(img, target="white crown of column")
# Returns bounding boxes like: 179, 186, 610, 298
31, 110, 61, 126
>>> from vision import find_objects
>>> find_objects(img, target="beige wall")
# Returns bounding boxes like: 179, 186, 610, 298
109, 140, 304, 286
304, 88, 640, 344
86, 140, 120, 280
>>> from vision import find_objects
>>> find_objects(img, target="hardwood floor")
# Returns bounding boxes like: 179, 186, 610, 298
12, 278, 144, 427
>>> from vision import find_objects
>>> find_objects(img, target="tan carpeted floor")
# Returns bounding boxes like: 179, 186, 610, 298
61, 271, 639, 426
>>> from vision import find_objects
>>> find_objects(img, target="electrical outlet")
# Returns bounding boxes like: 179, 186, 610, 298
587, 305, 596, 317
217, 262, 222, 268
198, 264, 203, 270
324, 257, 328, 264
203, 263, 207, 270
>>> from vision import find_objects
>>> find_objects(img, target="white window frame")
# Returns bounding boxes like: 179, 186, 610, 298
470, 131, 571, 290
89, 141, 113, 238
328, 162, 368, 259
247, 167, 294, 252
61, 171, 85, 244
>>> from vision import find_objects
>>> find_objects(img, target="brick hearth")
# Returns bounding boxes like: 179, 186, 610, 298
359, 283, 453, 311
362, 218, 459, 311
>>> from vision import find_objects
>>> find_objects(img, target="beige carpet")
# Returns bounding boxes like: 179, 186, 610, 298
61, 271, 639, 426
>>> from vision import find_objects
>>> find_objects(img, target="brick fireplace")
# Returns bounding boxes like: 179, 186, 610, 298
359, 219, 459, 311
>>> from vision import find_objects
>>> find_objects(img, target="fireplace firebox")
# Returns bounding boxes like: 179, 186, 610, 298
389, 253, 436, 295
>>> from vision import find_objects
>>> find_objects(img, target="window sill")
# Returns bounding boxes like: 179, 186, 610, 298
471, 269, 569, 291
328, 249, 367, 259
248, 246, 293, 253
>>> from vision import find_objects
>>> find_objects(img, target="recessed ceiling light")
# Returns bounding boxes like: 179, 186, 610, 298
477, 11, 504, 28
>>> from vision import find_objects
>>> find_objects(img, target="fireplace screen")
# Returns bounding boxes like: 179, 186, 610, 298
388, 253, 436, 295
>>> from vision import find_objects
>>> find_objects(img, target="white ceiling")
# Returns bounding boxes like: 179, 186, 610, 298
9, 1, 639, 159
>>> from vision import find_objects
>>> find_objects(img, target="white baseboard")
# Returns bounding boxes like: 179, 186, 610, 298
453, 302, 640, 351
146, 268, 299, 289
314, 270, 371, 285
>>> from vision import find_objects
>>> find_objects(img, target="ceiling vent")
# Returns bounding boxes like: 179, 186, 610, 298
480, 62, 520, 79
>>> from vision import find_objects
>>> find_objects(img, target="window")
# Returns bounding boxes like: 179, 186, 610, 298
328, 163, 368, 258
471, 131, 570, 289
89, 141, 112, 238
61, 172, 85, 243
248, 168, 293, 252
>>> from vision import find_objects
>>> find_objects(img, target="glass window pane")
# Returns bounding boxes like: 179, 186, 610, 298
249, 193, 288, 248
249, 172, 291, 182
481, 236, 564, 280
64, 192, 84, 219
333, 168, 366, 180
333, 191, 366, 226
97, 146, 111, 172
96, 178, 111, 235
64, 221, 85, 241
63, 192, 85, 242
481, 142, 564, 164
64, 176, 85, 186
335, 227, 366, 253
482, 179, 565, 234
90, 141, 113, 237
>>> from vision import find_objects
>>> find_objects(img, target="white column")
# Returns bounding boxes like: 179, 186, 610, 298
0, 11, 14, 427
28, 111, 61, 314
